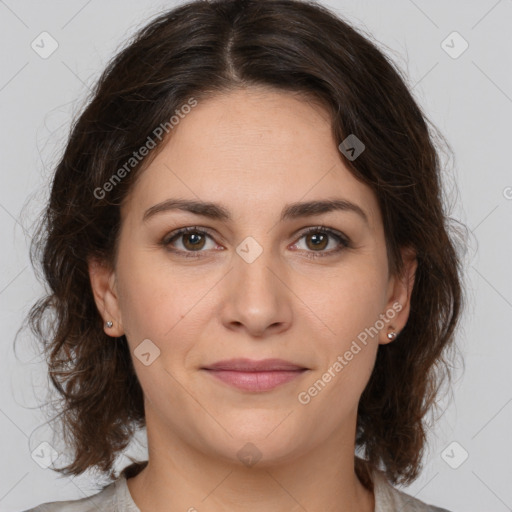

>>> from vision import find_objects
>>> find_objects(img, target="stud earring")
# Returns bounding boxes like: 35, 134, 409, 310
387, 330, 397, 340
105, 321, 113, 328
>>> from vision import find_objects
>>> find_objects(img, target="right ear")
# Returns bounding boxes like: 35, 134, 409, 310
88, 257, 124, 337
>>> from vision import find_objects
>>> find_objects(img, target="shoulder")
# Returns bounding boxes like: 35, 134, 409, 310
372, 468, 452, 512
19, 480, 119, 512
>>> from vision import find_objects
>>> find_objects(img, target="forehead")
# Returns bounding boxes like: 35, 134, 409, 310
121, 87, 380, 230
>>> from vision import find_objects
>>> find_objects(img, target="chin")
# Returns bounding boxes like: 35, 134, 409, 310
204, 426, 310, 469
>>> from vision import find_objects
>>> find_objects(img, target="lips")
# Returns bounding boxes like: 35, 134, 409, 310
201, 358, 308, 392
202, 358, 307, 372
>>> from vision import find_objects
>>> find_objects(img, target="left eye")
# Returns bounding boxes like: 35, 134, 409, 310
292, 228, 348, 255
161, 226, 350, 258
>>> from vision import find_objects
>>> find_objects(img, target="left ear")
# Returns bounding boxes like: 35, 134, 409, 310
380, 246, 418, 345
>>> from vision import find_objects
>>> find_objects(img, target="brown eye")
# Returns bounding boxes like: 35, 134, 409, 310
305, 232, 329, 251
181, 232, 207, 251
162, 227, 216, 256
292, 226, 350, 259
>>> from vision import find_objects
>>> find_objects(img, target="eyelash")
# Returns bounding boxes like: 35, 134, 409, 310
160, 225, 351, 260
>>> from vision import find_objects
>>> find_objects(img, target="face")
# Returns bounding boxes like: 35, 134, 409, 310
90, 86, 416, 467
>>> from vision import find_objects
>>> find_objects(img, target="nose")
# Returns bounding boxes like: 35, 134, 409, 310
219, 242, 293, 338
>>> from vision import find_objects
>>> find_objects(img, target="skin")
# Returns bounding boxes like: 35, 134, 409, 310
89, 86, 417, 512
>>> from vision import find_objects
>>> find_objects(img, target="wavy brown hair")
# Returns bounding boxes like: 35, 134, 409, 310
20, 0, 467, 489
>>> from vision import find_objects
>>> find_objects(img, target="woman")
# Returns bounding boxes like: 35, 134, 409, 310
22, 0, 465, 510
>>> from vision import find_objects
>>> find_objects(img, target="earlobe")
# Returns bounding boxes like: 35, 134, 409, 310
87, 257, 124, 337
380, 246, 417, 345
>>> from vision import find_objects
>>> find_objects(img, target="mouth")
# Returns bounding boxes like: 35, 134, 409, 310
201, 358, 309, 392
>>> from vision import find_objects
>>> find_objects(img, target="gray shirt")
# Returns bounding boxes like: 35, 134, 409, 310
21, 468, 452, 512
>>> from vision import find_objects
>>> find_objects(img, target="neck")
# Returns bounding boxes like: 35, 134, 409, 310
126, 414, 374, 512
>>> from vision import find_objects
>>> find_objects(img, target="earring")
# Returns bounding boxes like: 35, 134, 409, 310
105, 321, 113, 328
387, 330, 397, 340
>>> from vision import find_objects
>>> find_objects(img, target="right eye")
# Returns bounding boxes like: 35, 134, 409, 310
161, 226, 221, 258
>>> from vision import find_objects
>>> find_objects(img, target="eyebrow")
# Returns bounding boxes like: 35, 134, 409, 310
142, 198, 369, 225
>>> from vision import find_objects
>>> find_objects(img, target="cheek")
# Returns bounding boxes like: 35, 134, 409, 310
298, 262, 387, 348
115, 251, 178, 343
297, 276, 383, 419
292, 262, 385, 410
115, 249, 215, 365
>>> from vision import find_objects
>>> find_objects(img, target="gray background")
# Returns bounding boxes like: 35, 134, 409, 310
1, 1, 511, 511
